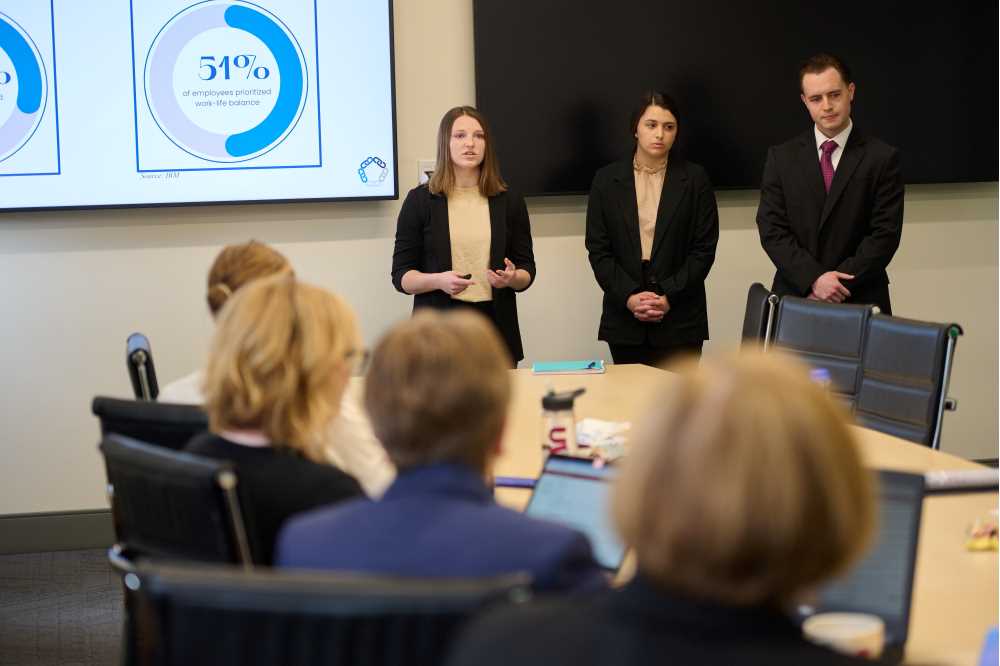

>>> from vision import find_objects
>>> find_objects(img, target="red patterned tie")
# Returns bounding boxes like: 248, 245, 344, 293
820, 139, 838, 193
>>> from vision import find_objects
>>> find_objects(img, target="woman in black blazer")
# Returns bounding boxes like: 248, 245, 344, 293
391, 106, 535, 364
586, 92, 719, 365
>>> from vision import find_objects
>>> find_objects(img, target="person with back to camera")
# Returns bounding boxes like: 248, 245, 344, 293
446, 351, 876, 666
159, 240, 395, 497
586, 91, 719, 366
756, 53, 903, 314
391, 106, 536, 366
184, 275, 365, 564
276, 309, 606, 593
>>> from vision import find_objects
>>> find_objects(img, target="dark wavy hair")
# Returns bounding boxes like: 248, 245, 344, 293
630, 91, 681, 145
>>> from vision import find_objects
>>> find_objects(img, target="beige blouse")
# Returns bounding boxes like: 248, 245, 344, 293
448, 185, 492, 302
633, 156, 667, 260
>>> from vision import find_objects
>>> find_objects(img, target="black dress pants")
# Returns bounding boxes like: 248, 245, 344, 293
608, 340, 703, 368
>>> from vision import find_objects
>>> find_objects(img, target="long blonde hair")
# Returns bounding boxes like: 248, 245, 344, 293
613, 351, 875, 606
203, 275, 359, 460
427, 106, 507, 197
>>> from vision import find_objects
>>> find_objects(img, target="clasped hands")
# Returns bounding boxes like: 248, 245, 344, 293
437, 258, 518, 296
627, 291, 669, 322
808, 271, 855, 303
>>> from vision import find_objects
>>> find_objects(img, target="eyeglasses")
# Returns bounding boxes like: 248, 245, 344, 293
345, 348, 371, 376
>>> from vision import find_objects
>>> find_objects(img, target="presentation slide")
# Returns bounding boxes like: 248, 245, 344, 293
0, 0, 396, 210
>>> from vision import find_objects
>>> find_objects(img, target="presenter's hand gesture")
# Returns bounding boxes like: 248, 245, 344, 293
486, 258, 517, 289
628, 291, 668, 322
811, 271, 854, 303
438, 271, 474, 296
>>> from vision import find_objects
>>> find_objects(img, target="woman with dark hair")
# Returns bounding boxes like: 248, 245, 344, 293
390, 106, 536, 365
585, 92, 719, 366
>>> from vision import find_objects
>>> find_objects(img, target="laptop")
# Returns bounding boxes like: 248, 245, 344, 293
523, 454, 627, 571
797, 469, 925, 664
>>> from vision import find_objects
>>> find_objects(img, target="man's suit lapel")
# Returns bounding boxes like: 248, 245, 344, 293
820, 133, 866, 229
612, 161, 642, 262
429, 194, 452, 271
650, 160, 688, 261
487, 195, 506, 269
797, 131, 827, 211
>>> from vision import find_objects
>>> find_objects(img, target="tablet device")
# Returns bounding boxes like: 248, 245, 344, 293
524, 454, 626, 571
797, 469, 925, 665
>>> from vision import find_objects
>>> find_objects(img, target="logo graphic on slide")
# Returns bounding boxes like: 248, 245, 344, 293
0, 4, 59, 177
131, 0, 320, 172
358, 155, 387, 185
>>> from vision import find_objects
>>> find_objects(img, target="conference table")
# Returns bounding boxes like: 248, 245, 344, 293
494, 363, 997, 666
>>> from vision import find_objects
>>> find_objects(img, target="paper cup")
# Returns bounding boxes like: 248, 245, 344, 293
803, 612, 885, 659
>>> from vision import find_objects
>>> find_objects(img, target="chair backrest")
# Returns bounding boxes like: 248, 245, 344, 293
741, 282, 779, 347
772, 297, 875, 410
127, 333, 159, 401
99, 434, 253, 565
129, 563, 532, 666
854, 314, 962, 448
92, 396, 208, 451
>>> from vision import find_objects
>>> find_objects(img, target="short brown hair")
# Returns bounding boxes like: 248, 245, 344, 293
799, 53, 853, 91
364, 310, 511, 472
613, 351, 874, 606
427, 106, 507, 198
203, 275, 359, 461
206, 240, 291, 316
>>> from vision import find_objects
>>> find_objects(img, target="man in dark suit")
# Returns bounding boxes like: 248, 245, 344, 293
275, 310, 606, 593
756, 54, 903, 314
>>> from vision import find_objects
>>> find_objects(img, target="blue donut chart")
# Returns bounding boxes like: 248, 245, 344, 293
144, 1, 307, 163
223, 5, 302, 158
0, 17, 42, 114
0, 11, 47, 164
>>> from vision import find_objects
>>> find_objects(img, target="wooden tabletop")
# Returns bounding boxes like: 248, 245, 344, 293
496, 364, 997, 666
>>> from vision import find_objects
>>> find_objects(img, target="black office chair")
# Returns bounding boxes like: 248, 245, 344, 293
92, 396, 208, 451
99, 434, 254, 566
126, 562, 532, 666
100, 434, 255, 665
741, 282, 779, 349
854, 314, 962, 449
771, 296, 878, 412
127, 333, 159, 401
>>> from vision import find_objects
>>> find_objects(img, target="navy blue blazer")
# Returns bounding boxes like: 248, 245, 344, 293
276, 463, 606, 593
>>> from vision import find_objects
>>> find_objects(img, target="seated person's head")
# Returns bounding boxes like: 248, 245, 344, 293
613, 351, 875, 607
364, 310, 510, 475
203, 275, 359, 461
206, 240, 292, 317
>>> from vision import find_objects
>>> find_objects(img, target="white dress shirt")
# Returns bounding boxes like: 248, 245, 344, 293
814, 119, 853, 171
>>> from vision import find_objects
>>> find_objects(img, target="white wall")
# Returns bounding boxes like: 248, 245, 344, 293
0, 0, 996, 515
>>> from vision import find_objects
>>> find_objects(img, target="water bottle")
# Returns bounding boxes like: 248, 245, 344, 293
541, 388, 585, 456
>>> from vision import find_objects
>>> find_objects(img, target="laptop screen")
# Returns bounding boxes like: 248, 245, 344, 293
813, 470, 925, 642
524, 455, 626, 571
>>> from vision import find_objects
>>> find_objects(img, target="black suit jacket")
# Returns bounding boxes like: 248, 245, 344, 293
446, 576, 870, 666
391, 185, 536, 362
756, 128, 904, 314
586, 158, 719, 346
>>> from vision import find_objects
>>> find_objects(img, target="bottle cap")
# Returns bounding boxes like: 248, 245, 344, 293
542, 388, 586, 410
809, 367, 832, 384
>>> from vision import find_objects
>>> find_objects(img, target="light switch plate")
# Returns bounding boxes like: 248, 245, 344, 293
418, 159, 435, 185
